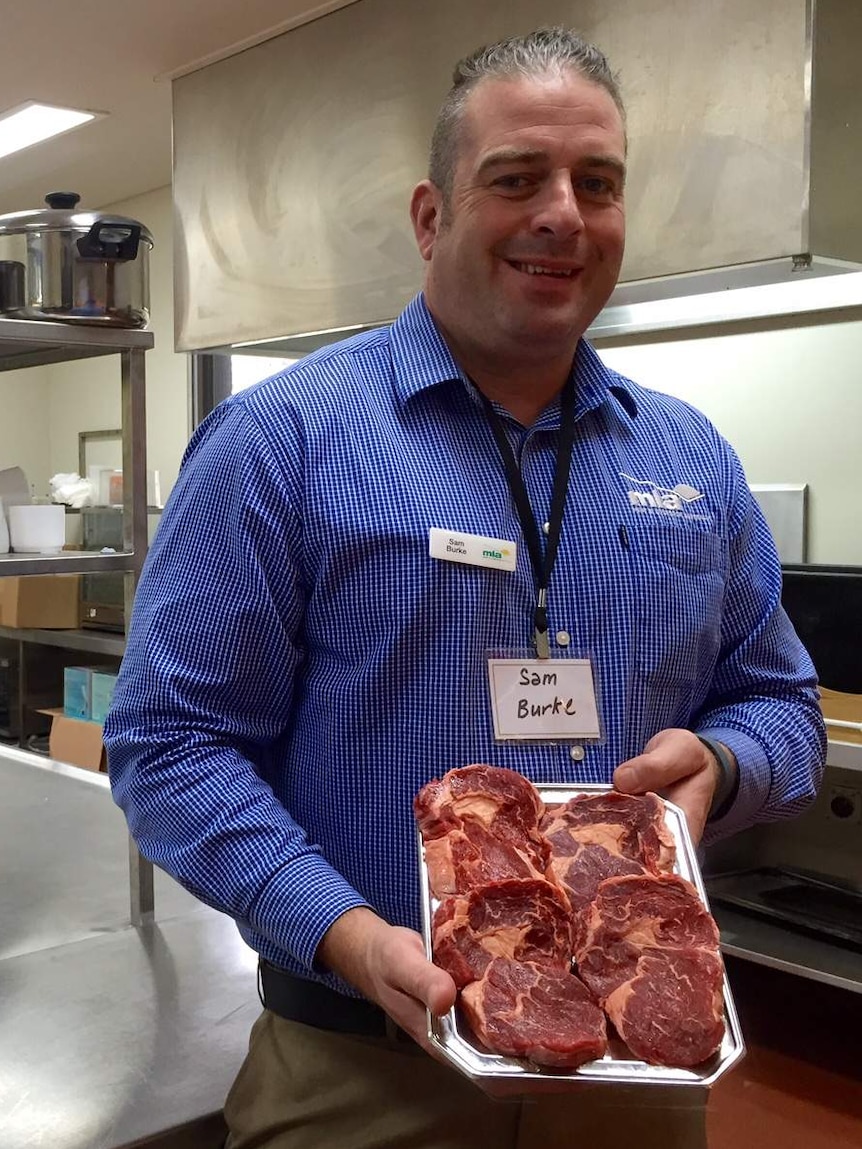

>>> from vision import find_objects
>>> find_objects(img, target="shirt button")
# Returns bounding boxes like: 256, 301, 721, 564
556, 631, 570, 647
570, 745, 585, 762
542, 521, 550, 535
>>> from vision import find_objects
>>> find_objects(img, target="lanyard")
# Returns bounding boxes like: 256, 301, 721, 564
477, 377, 577, 658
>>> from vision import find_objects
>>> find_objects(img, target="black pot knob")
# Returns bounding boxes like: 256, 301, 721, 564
45, 192, 81, 210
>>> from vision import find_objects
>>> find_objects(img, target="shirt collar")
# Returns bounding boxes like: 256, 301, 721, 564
575, 338, 640, 421
389, 292, 639, 422
389, 294, 464, 404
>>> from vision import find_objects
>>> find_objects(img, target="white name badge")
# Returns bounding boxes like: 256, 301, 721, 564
488, 657, 601, 742
429, 528, 517, 572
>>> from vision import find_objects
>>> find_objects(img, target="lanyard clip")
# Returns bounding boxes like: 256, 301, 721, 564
534, 593, 550, 659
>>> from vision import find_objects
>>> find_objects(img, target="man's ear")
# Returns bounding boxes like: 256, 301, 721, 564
410, 180, 444, 262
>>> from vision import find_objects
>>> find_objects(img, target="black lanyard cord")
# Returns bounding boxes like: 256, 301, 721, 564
477, 376, 578, 657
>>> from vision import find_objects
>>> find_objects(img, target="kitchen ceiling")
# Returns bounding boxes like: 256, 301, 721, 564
0, 0, 361, 215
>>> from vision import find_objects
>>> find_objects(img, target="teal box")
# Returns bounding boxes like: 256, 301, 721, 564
90, 671, 118, 724
64, 666, 92, 720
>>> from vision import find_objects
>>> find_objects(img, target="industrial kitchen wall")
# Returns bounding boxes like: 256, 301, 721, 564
171, 0, 862, 353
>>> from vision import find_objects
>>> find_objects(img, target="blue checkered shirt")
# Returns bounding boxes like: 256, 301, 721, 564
105, 293, 826, 990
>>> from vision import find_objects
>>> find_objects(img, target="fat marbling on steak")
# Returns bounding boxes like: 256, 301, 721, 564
433, 877, 574, 989
603, 947, 725, 1068
415, 764, 550, 897
460, 958, 608, 1069
540, 792, 676, 949
574, 873, 725, 1066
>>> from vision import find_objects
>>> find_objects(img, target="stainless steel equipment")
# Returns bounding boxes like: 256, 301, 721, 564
0, 192, 152, 328
0, 747, 256, 1149
171, 0, 862, 354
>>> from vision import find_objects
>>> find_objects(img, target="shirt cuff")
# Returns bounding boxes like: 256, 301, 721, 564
251, 850, 372, 972
697, 726, 771, 844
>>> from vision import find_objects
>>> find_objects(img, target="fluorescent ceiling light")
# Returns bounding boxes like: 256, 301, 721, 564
0, 102, 98, 161
588, 268, 862, 340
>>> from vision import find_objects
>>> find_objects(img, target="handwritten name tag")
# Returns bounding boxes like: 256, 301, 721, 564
488, 657, 601, 741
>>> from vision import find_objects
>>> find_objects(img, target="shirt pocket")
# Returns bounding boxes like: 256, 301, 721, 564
625, 521, 727, 690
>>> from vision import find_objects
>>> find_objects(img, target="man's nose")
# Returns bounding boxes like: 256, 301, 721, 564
531, 176, 584, 237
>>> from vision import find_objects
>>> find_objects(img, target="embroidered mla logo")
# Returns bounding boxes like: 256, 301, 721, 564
620, 473, 705, 513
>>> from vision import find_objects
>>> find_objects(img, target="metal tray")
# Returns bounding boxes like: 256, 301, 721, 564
417, 783, 745, 1096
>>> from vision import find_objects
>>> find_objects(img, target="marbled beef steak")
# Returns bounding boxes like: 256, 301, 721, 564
574, 873, 725, 1066
415, 765, 550, 897
540, 792, 676, 948
460, 958, 608, 1069
603, 948, 725, 1067
433, 877, 573, 988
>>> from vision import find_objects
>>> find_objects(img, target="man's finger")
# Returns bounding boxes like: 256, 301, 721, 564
392, 933, 457, 1016
411, 961, 457, 1016
662, 781, 710, 845
614, 733, 710, 794
614, 752, 695, 793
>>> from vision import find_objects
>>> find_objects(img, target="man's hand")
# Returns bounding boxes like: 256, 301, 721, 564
316, 907, 457, 1053
612, 728, 732, 844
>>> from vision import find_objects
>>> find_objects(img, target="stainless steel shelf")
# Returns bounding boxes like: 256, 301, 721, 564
0, 311, 154, 926
0, 549, 136, 575
0, 315, 153, 371
0, 625, 125, 657
713, 904, 862, 994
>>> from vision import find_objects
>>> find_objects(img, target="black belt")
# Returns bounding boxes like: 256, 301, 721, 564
259, 961, 412, 1042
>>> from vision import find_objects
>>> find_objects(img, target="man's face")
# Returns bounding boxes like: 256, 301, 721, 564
411, 70, 626, 369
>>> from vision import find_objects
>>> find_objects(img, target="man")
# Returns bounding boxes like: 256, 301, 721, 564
105, 26, 825, 1149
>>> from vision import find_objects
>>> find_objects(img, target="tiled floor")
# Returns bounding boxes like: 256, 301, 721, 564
707, 957, 862, 1148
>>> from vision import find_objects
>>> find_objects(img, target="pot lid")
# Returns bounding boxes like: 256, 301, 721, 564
0, 192, 153, 245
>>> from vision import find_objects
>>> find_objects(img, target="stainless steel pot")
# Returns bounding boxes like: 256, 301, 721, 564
0, 192, 153, 328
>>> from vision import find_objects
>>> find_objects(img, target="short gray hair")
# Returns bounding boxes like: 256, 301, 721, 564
428, 27, 625, 198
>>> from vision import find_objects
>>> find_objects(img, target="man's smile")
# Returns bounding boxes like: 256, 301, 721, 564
506, 260, 583, 278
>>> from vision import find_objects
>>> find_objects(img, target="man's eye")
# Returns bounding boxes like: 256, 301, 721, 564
493, 175, 531, 190
578, 176, 617, 198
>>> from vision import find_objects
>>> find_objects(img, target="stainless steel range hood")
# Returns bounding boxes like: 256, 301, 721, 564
172, 0, 862, 353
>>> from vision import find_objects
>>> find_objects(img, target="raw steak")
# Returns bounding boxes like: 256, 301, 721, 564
433, 878, 574, 989
416, 765, 550, 896
540, 792, 676, 947
460, 958, 608, 1068
603, 947, 725, 1067
574, 873, 725, 1066
574, 873, 720, 1000
541, 791, 675, 874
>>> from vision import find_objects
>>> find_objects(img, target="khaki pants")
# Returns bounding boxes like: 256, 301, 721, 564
224, 1011, 708, 1149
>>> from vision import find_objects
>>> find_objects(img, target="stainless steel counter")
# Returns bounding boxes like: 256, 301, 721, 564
0, 746, 259, 1149
713, 904, 862, 994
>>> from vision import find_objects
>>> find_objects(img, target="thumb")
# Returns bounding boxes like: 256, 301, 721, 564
613, 748, 696, 795
400, 932, 457, 1016
425, 967, 458, 1017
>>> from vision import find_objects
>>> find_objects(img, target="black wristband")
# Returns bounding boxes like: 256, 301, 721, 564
696, 735, 739, 822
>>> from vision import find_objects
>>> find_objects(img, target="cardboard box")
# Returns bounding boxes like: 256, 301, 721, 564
39, 707, 106, 772
90, 670, 118, 724
64, 666, 92, 720
0, 575, 81, 629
